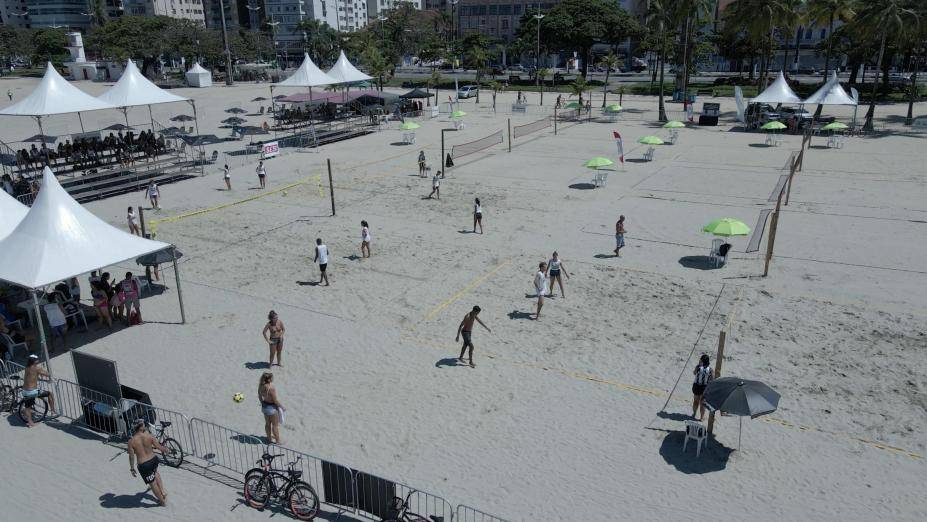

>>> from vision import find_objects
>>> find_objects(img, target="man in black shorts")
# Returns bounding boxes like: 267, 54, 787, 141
313, 238, 330, 286
456, 306, 491, 368
128, 419, 172, 506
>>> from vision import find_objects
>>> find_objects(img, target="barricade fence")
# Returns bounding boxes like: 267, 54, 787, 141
512, 117, 551, 140
0, 363, 507, 521
451, 130, 503, 160
457, 504, 512, 522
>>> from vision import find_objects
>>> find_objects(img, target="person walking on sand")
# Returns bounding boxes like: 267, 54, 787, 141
258, 372, 284, 445
534, 262, 548, 320
128, 418, 172, 506
7, 89, 12, 101
614, 215, 626, 257
427, 171, 440, 199
262, 310, 286, 367
223, 164, 231, 190
360, 220, 372, 258
256, 160, 267, 189
692, 354, 713, 421
418, 150, 427, 177
473, 198, 483, 234
146, 181, 160, 210
127, 206, 141, 236
22, 355, 58, 426
456, 306, 490, 368
314, 238, 330, 286
546, 251, 570, 298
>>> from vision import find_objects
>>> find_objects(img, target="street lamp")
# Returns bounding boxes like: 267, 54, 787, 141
266, 17, 281, 68
217, 0, 234, 85
534, 12, 544, 93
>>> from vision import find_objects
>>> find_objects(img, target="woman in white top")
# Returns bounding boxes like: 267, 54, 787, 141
473, 198, 483, 234
146, 182, 160, 210
314, 238, 330, 286
546, 251, 570, 298
127, 206, 141, 236
256, 160, 267, 189
360, 220, 372, 258
223, 164, 231, 190
427, 171, 441, 199
42, 293, 68, 353
534, 262, 548, 320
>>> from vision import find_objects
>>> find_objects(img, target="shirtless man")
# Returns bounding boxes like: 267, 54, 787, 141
128, 418, 171, 506
614, 215, 626, 257
456, 306, 491, 368
22, 355, 57, 427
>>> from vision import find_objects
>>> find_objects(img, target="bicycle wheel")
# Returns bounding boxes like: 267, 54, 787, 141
159, 437, 184, 468
287, 481, 319, 520
244, 470, 270, 509
0, 385, 13, 412
18, 397, 47, 424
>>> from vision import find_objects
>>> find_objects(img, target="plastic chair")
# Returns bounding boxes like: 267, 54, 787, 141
683, 420, 707, 457
1, 332, 28, 361
709, 238, 723, 266
643, 147, 655, 161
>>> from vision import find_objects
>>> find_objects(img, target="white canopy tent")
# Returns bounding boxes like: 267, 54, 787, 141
0, 168, 184, 375
0, 189, 28, 240
97, 60, 192, 131
751, 71, 803, 105
270, 53, 339, 118
326, 51, 373, 84
0, 62, 116, 147
804, 71, 857, 105
185, 63, 212, 88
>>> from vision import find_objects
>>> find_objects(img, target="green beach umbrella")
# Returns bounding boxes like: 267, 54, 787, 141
583, 157, 614, 169
564, 101, 582, 109
663, 120, 685, 129
761, 121, 787, 131
821, 122, 848, 131
605, 104, 623, 112
451, 110, 467, 118
399, 121, 420, 130
702, 218, 751, 237
638, 135, 664, 145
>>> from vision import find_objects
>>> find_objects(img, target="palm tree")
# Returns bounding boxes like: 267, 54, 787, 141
857, 0, 920, 130
536, 67, 550, 105
466, 46, 489, 103
598, 53, 622, 107
362, 47, 390, 91
428, 69, 442, 106
726, 0, 792, 89
806, 0, 857, 79
569, 76, 588, 106
672, 0, 714, 96
647, 0, 672, 121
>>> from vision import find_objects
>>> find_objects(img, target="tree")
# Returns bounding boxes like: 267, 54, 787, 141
461, 33, 494, 103
670, 0, 714, 94
723, 0, 793, 89
295, 19, 340, 65
598, 53, 621, 107
536, 67, 550, 105
0, 26, 34, 67
428, 69, 443, 104
516, 0, 638, 78
361, 46, 389, 91
806, 0, 857, 79
647, 0, 672, 121
568, 75, 588, 106
86, 16, 172, 75
30, 28, 69, 65
856, 0, 920, 130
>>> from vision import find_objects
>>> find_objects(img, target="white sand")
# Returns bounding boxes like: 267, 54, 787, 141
1, 77, 926, 521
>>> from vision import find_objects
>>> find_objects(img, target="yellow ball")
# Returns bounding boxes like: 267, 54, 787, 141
282, 190, 288, 197
233, 393, 245, 403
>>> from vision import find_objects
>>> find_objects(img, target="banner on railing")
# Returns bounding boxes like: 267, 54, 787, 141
261, 141, 280, 159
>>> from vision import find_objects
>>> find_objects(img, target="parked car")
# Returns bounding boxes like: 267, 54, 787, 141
457, 85, 479, 99
779, 106, 813, 122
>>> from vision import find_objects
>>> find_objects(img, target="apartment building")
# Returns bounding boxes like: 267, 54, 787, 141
366, 0, 420, 20
122, 0, 205, 22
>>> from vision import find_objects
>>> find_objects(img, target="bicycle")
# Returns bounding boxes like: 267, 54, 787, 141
244, 453, 320, 520
381, 489, 444, 522
0, 375, 48, 425
152, 420, 184, 468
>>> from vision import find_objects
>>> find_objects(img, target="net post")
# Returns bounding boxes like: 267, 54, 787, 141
327, 158, 335, 216
507, 119, 511, 152
706, 329, 726, 435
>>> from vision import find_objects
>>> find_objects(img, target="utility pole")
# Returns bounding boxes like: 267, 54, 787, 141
535, 12, 544, 93
219, 0, 234, 85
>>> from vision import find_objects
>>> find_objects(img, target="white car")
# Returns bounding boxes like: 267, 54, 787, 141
457, 85, 479, 99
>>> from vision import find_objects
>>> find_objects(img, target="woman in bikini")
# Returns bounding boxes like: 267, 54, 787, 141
360, 220, 371, 258
546, 251, 570, 298
258, 372, 283, 445
262, 310, 286, 367
473, 198, 483, 234
91, 281, 113, 329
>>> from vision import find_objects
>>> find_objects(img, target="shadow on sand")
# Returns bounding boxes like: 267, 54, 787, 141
659, 430, 733, 474
435, 357, 463, 368
568, 182, 597, 190
678, 256, 720, 270
99, 491, 160, 509
507, 310, 534, 320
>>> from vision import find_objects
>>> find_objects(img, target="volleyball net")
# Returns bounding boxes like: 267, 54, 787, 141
451, 130, 503, 159
512, 117, 551, 140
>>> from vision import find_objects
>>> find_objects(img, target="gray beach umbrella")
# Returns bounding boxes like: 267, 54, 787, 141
136, 247, 183, 267
703, 377, 780, 450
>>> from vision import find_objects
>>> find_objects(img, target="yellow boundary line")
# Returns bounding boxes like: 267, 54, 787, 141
403, 335, 922, 461
421, 258, 513, 323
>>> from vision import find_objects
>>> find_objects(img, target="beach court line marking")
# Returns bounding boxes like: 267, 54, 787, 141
420, 258, 513, 324
403, 334, 923, 461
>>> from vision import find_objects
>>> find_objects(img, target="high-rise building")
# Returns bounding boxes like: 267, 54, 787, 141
456, 1, 560, 43
0, 0, 30, 28
122, 0, 205, 22
264, 0, 366, 48
366, 0, 421, 20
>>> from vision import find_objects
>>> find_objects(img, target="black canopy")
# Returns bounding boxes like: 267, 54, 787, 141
400, 88, 431, 99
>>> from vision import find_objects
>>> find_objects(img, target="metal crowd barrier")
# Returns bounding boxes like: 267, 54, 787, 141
54, 378, 123, 435
354, 470, 454, 521
123, 403, 194, 456
267, 443, 359, 515
456, 504, 511, 522
188, 417, 264, 476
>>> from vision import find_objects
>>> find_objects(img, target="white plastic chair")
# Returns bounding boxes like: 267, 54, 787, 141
592, 170, 608, 187
62, 307, 89, 332
683, 420, 708, 457
709, 238, 723, 266
454, 119, 465, 130
643, 147, 655, 162
1, 332, 28, 361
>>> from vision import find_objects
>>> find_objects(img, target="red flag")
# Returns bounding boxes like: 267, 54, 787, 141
613, 131, 624, 164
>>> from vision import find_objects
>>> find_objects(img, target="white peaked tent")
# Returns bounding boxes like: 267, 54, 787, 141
0, 62, 115, 140
803, 71, 857, 105
186, 63, 212, 88
97, 60, 191, 129
326, 51, 373, 84
751, 71, 803, 105
0, 168, 183, 375
0, 189, 28, 240
274, 53, 338, 87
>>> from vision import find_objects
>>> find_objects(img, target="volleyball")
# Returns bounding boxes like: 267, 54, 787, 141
282, 190, 288, 197
233, 392, 245, 403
